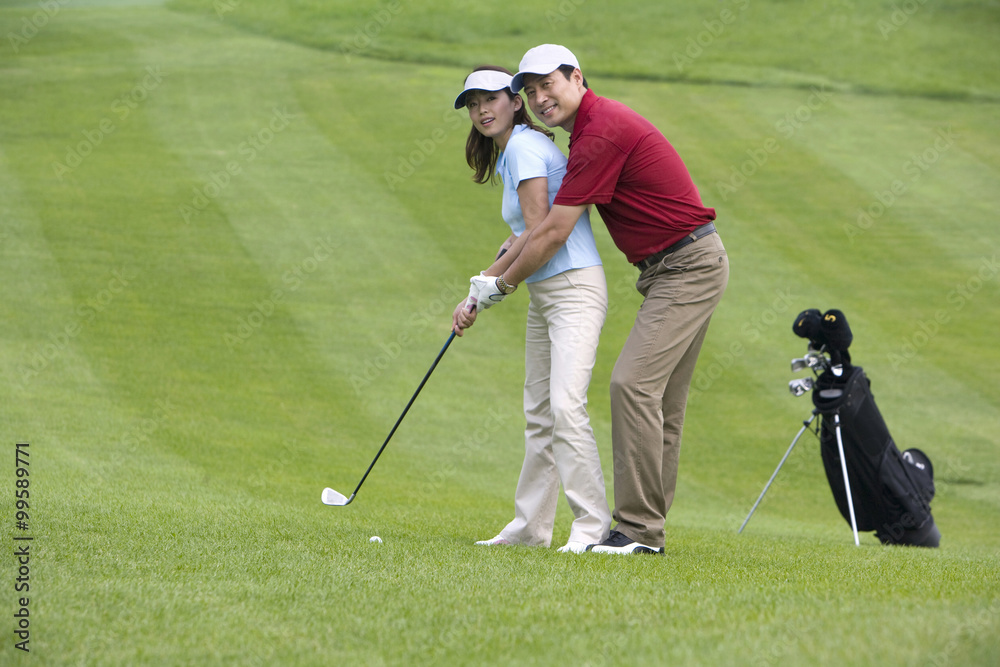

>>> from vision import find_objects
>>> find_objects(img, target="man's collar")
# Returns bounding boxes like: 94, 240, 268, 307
569, 88, 598, 143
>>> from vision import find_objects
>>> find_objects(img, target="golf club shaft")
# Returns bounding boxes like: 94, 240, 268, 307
345, 330, 457, 500
833, 413, 861, 546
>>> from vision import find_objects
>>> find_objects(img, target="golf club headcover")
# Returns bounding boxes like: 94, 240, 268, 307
792, 309, 824, 348
821, 309, 853, 370
467, 274, 506, 312
821, 309, 852, 351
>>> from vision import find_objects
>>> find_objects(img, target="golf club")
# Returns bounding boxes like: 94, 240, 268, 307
322, 330, 457, 507
791, 350, 828, 373
789, 377, 814, 397
790, 357, 810, 373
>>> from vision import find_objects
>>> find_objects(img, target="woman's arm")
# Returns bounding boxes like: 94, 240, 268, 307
452, 177, 551, 334
482, 176, 550, 277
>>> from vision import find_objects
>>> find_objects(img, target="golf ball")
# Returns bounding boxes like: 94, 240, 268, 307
369, 536, 382, 543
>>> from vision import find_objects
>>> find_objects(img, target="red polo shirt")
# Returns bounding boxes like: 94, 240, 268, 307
553, 89, 715, 264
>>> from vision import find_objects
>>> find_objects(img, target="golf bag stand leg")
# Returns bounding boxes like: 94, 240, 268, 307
739, 410, 819, 533
832, 412, 861, 546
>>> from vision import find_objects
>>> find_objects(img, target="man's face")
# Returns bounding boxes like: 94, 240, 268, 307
521, 69, 586, 133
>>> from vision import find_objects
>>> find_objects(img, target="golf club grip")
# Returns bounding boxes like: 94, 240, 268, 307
349, 331, 457, 497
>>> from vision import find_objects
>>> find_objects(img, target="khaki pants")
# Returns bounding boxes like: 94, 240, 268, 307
499, 266, 612, 547
609, 232, 729, 548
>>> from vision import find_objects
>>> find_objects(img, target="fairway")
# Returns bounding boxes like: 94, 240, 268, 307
2, 0, 999, 664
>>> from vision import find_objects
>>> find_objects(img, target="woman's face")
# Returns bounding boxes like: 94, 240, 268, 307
466, 89, 520, 141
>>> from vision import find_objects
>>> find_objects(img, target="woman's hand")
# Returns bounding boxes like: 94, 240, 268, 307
452, 298, 478, 335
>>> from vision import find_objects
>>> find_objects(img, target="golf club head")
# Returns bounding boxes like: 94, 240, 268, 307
789, 377, 814, 397
791, 358, 809, 373
804, 351, 828, 370
321, 487, 354, 506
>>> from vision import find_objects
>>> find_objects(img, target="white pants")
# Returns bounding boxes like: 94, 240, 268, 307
498, 265, 612, 546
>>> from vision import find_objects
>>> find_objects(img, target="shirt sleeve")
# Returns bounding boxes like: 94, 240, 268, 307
505, 134, 550, 187
553, 134, 627, 206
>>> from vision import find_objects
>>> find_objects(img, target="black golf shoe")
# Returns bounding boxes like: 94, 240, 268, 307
586, 530, 664, 555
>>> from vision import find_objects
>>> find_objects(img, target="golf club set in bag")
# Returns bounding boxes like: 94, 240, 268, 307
740, 308, 940, 547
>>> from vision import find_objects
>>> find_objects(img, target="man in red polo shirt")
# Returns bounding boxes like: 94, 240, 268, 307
464, 44, 729, 555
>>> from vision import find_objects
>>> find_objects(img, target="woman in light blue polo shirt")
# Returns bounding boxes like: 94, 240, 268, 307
450, 66, 611, 553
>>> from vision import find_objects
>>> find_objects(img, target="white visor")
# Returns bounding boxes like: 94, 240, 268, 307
454, 70, 514, 109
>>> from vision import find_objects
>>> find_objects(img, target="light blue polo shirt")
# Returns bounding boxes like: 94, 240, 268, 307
497, 124, 601, 284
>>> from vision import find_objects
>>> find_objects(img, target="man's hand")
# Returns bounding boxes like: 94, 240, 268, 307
467, 274, 506, 312
452, 298, 477, 336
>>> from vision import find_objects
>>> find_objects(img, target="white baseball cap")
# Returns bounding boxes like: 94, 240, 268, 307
510, 44, 580, 92
454, 70, 514, 109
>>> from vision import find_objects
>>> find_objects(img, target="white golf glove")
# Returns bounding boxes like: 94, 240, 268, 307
467, 274, 506, 312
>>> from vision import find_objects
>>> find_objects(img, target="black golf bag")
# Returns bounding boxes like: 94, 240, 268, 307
812, 364, 940, 547
740, 309, 942, 546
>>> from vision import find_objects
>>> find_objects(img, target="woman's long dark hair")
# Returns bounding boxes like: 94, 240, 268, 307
463, 65, 554, 185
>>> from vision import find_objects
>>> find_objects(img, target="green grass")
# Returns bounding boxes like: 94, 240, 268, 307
1, 0, 998, 664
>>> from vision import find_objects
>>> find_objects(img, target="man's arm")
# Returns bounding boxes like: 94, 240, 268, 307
481, 177, 553, 277
500, 203, 586, 286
